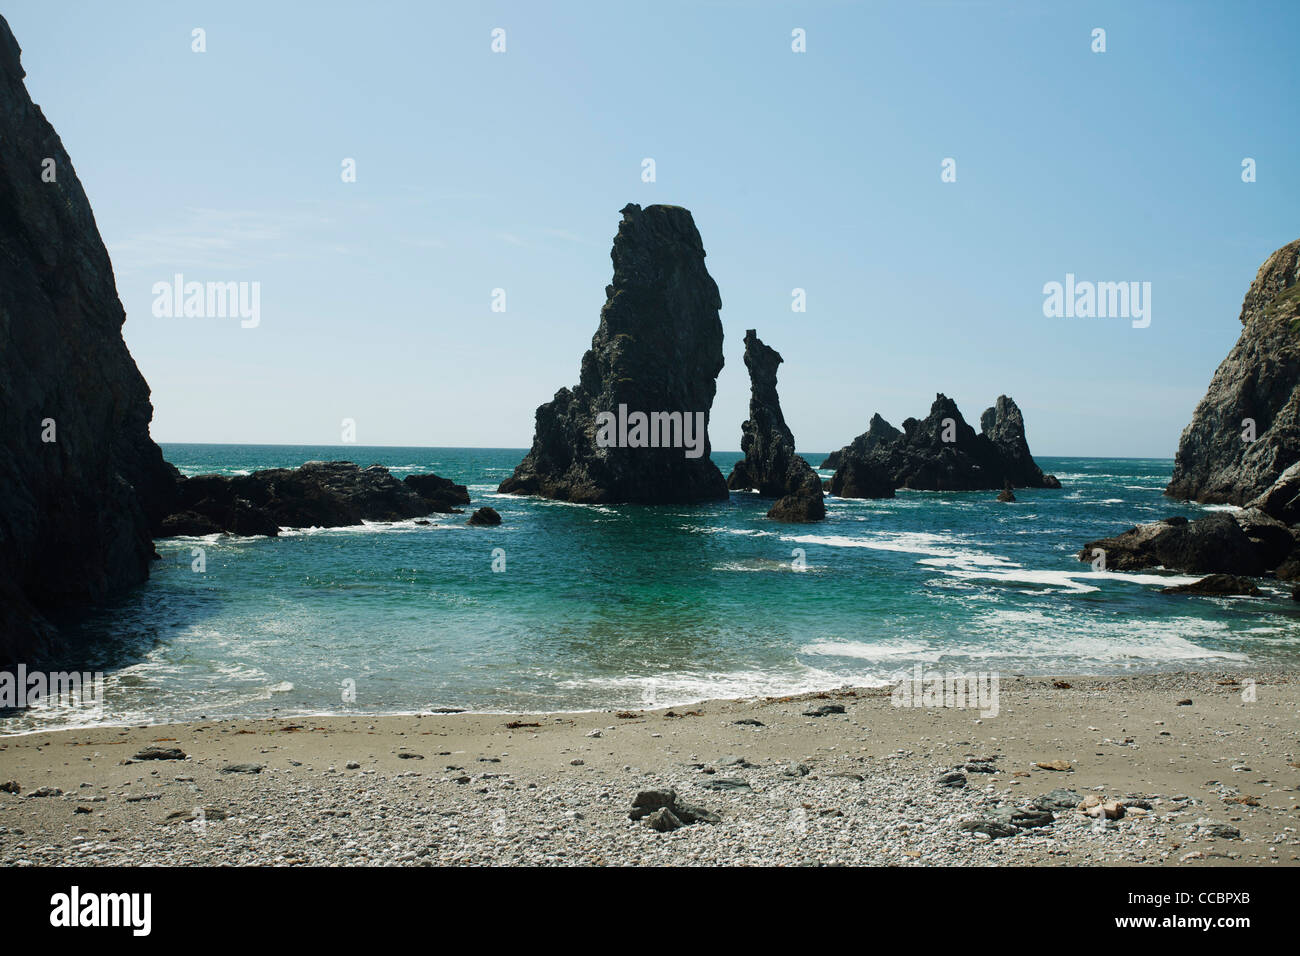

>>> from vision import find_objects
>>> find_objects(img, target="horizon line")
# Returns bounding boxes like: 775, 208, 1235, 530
153, 440, 1177, 461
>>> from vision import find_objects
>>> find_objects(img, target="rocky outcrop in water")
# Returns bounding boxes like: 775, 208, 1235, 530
828, 457, 895, 499
1160, 574, 1263, 597
1166, 239, 1300, 504
1077, 485, 1300, 585
820, 414, 900, 470
158, 462, 468, 537
402, 473, 470, 513
0, 16, 177, 663
468, 506, 501, 526
725, 330, 823, 522
827, 394, 1059, 497
1085, 241, 1300, 583
498, 204, 727, 504
1078, 514, 1267, 576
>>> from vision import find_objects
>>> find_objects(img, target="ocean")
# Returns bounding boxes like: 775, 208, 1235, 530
7, 445, 1298, 732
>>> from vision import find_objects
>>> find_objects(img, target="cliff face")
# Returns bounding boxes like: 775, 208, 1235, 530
0, 15, 176, 663
499, 204, 728, 503
828, 394, 1058, 496
725, 330, 824, 521
1166, 239, 1300, 504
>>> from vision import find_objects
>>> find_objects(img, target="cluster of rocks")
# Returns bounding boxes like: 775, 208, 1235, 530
1083, 238, 1300, 595
157, 461, 474, 538
628, 788, 720, 831
1080, 465, 1300, 595
823, 394, 1061, 499
958, 787, 1150, 840
498, 204, 729, 504
725, 330, 824, 522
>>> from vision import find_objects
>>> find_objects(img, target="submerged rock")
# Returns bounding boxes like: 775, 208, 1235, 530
725, 330, 824, 521
1159, 574, 1263, 597
157, 461, 466, 537
498, 204, 728, 504
828, 394, 1057, 497
1167, 239, 1300, 504
0, 15, 178, 662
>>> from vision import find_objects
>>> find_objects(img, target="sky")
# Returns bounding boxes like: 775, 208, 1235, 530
5, 0, 1299, 456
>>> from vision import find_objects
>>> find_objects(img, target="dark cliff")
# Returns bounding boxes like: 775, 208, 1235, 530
0, 15, 176, 663
1167, 239, 1300, 504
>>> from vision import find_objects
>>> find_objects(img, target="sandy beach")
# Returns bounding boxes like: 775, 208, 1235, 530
1, 671, 1297, 866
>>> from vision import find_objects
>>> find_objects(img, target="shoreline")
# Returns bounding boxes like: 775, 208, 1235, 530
1, 662, 1286, 738
2, 671, 1298, 866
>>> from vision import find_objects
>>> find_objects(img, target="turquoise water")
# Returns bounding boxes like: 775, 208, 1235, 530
10, 445, 1300, 731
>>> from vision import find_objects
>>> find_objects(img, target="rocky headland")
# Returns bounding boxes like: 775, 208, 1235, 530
1082, 238, 1300, 589
725, 330, 824, 522
0, 16, 177, 664
825, 394, 1060, 498
498, 204, 728, 504
1166, 239, 1300, 504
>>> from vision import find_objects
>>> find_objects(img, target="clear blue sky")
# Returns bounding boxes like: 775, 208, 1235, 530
6, 0, 1299, 456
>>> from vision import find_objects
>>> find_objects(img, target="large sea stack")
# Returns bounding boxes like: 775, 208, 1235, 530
1166, 238, 1300, 504
827, 394, 1059, 497
498, 204, 728, 503
726, 330, 824, 521
0, 16, 177, 663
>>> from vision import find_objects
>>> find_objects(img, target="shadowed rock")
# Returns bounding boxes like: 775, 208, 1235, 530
402, 473, 469, 513
1160, 574, 1263, 597
725, 330, 824, 521
829, 394, 1058, 496
1167, 239, 1300, 504
828, 458, 895, 499
158, 462, 467, 537
468, 506, 501, 526
821, 414, 900, 470
1246, 462, 1300, 524
0, 15, 178, 662
498, 204, 727, 504
1078, 513, 1264, 575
